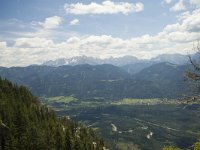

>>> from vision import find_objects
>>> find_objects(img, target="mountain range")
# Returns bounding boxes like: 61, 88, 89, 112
0, 62, 193, 100
43, 53, 189, 67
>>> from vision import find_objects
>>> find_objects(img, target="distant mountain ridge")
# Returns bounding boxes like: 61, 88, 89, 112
0, 63, 193, 99
151, 53, 189, 65
42, 53, 189, 67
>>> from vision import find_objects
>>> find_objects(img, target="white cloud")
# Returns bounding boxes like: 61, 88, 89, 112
166, 9, 200, 33
180, 9, 200, 32
1, 8, 200, 67
14, 37, 54, 48
170, 0, 186, 12
0, 41, 7, 49
190, 0, 200, 7
64, 1, 144, 15
70, 19, 80, 25
39, 16, 62, 29
164, 0, 172, 4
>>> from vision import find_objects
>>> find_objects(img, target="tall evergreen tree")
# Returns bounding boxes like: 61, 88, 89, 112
0, 77, 104, 150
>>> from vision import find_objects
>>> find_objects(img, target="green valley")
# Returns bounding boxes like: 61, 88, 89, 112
1, 59, 200, 150
41, 96, 200, 150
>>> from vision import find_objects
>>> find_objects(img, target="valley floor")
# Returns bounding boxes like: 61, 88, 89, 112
40, 97, 200, 150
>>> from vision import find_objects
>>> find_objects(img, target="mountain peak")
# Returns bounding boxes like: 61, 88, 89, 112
151, 53, 188, 65
42, 54, 189, 67
43, 55, 140, 67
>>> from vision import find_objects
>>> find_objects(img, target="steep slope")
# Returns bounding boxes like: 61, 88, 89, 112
0, 78, 104, 150
0, 64, 129, 99
123, 62, 190, 98
121, 62, 155, 75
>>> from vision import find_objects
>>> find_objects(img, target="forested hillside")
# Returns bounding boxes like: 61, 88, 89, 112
0, 78, 104, 150
0, 63, 192, 99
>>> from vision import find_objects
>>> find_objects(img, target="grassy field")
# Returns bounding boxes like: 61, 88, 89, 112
47, 96, 77, 103
40, 96, 77, 104
111, 98, 162, 105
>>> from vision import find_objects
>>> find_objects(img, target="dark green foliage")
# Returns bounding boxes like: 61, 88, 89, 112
0, 78, 104, 150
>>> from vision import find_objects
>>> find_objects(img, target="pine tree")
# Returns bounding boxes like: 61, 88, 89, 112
0, 77, 105, 150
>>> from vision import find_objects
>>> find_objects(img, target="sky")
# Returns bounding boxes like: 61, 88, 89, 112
0, 0, 200, 67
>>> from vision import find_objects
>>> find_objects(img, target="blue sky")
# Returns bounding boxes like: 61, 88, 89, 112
0, 0, 200, 66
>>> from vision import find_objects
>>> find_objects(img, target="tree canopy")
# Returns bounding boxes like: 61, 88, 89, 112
0, 77, 104, 150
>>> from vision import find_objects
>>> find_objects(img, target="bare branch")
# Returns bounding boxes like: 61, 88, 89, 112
189, 55, 200, 71
185, 71, 200, 81
185, 40, 200, 81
